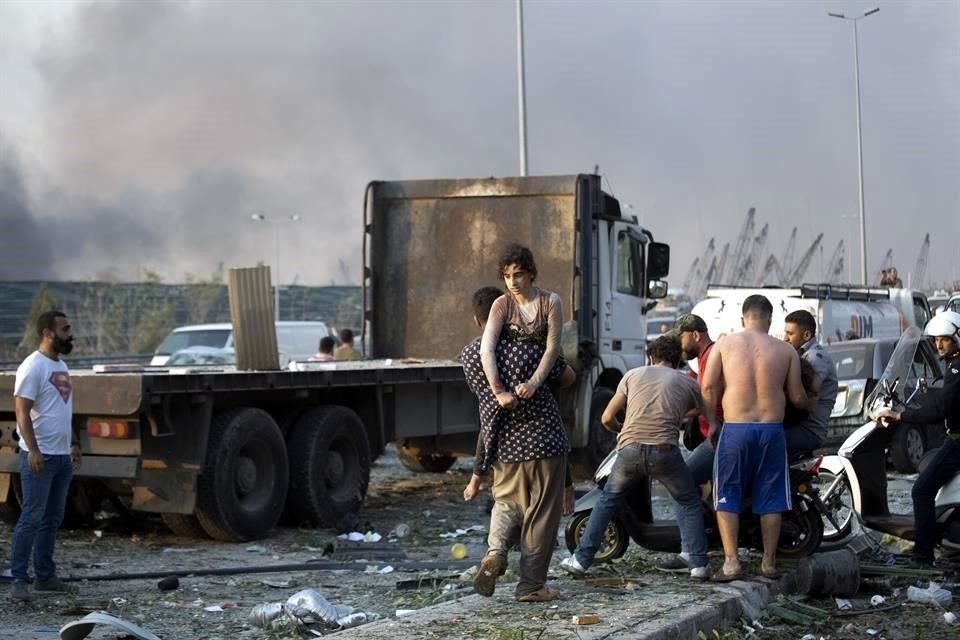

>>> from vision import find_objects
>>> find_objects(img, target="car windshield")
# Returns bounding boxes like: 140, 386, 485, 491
155, 329, 231, 356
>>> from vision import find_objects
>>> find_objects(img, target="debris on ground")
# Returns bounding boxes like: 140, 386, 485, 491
250, 588, 381, 633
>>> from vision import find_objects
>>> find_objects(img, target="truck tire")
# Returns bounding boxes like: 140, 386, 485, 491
396, 445, 457, 473
195, 408, 289, 542
569, 387, 618, 481
890, 422, 926, 474
162, 513, 209, 538
286, 406, 371, 527
0, 474, 22, 525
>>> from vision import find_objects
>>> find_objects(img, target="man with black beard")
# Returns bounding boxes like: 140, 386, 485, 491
9, 310, 81, 601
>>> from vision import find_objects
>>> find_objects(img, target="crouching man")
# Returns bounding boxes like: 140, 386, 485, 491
561, 336, 710, 580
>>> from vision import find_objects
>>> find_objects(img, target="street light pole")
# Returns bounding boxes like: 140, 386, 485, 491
251, 214, 301, 322
516, 0, 528, 176
829, 7, 879, 286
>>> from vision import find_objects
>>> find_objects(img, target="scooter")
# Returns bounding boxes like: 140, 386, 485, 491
564, 445, 826, 563
818, 327, 960, 549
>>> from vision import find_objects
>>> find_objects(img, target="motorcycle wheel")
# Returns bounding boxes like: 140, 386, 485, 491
564, 511, 628, 563
817, 470, 854, 542
777, 502, 824, 558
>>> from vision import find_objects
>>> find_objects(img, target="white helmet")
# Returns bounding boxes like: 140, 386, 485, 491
923, 310, 960, 348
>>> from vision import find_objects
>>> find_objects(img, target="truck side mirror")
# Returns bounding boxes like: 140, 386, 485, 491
647, 280, 668, 299
647, 242, 670, 280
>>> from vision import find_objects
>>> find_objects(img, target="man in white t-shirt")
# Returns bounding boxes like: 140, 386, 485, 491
9, 310, 81, 601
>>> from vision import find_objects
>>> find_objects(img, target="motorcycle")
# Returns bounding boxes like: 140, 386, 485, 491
818, 326, 960, 549
564, 444, 826, 563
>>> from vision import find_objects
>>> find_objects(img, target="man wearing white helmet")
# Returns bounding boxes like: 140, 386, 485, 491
875, 311, 960, 567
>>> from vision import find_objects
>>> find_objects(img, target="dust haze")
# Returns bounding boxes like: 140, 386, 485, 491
0, 0, 957, 286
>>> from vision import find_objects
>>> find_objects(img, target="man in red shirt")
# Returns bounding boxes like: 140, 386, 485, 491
671, 314, 722, 480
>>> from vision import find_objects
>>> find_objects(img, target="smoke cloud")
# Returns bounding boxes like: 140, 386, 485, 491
1, 0, 957, 286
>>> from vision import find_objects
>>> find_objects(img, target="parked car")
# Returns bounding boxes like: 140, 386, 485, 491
646, 312, 677, 344
826, 337, 945, 472
151, 321, 330, 365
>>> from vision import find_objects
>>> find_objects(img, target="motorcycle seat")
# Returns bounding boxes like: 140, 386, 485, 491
788, 450, 815, 464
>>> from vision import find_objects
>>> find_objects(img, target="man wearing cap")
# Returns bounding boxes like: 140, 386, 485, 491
669, 314, 722, 485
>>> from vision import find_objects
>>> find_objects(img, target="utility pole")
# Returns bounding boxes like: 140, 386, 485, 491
829, 7, 879, 285
516, 0, 528, 176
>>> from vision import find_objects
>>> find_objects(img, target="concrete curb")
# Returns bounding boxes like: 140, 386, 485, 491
336, 574, 783, 639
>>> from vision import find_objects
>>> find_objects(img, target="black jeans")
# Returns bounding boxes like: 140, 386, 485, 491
911, 437, 960, 562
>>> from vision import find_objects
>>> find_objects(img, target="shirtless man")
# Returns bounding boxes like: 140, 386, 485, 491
701, 295, 807, 581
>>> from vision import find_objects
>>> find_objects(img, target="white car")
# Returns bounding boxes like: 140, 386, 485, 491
151, 321, 330, 365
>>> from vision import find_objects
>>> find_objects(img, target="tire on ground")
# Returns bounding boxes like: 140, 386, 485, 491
162, 512, 209, 538
286, 405, 371, 527
569, 387, 618, 481
396, 445, 457, 473
890, 422, 926, 474
195, 408, 289, 542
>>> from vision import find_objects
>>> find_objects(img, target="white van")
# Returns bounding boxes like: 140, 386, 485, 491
151, 321, 331, 366
691, 284, 928, 345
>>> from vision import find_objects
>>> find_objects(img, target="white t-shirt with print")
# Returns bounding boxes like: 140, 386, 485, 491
14, 351, 73, 455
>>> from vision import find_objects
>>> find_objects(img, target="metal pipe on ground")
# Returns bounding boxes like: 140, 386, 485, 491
44, 559, 476, 583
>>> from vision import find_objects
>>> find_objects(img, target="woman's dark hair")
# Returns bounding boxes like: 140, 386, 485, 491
319, 336, 336, 354
498, 244, 537, 280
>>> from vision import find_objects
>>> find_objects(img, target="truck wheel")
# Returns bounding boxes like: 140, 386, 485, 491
396, 445, 457, 473
286, 406, 371, 527
890, 423, 926, 474
195, 408, 289, 542
162, 513, 209, 538
569, 387, 618, 481
0, 474, 22, 525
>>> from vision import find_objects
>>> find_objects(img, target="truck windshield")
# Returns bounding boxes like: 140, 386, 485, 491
155, 329, 231, 356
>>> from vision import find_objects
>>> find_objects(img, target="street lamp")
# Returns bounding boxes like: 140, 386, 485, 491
516, 0, 528, 176
251, 213, 302, 321
829, 6, 879, 286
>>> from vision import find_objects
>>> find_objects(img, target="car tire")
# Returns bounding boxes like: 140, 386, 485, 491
890, 422, 926, 474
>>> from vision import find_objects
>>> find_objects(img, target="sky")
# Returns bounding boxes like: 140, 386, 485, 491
0, 0, 957, 290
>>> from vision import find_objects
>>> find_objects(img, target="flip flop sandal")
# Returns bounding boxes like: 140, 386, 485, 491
516, 587, 560, 602
710, 569, 745, 583
760, 568, 782, 579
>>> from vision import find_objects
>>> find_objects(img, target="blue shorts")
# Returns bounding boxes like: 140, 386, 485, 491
713, 422, 791, 514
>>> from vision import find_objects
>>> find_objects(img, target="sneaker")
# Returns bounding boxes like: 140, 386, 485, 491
560, 555, 586, 578
690, 565, 711, 581
473, 554, 507, 597
34, 576, 76, 593
655, 552, 691, 573
10, 581, 30, 601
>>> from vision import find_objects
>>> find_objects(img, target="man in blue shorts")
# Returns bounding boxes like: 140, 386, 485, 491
700, 295, 807, 581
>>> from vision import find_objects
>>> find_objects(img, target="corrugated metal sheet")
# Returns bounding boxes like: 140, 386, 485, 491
228, 267, 280, 370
